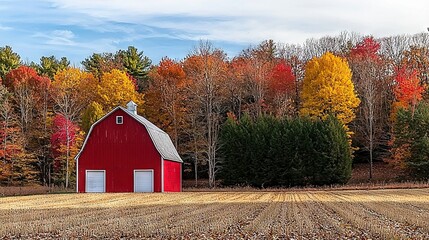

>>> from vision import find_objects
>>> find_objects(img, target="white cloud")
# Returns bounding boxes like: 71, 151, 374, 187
3, 0, 429, 65
0, 24, 12, 31
52, 30, 75, 39
44, 0, 429, 45
33, 30, 76, 46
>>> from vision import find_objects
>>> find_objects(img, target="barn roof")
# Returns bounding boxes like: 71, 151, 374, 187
75, 106, 183, 163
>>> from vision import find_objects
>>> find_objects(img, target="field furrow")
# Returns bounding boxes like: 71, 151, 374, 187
0, 189, 428, 239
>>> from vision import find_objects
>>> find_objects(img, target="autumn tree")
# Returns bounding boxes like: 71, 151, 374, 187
300, 52, 360, 129
51, 67, 96, 122
3, 65, 52, 185
81, 68, 144, 132
96, 69, 144, 111
79, 69, 144, 141
118, 46, 152, 91
30, 74, 51, 186
4, 66, 50, 138
393, 66, 425, 118
225, 56, 249, 120
51, 114, 83, 186
0, 85, 12, 154
389, 65, 425, 170
0, 84, 37, 185
277, 43, 306, 113
350, 37, 381, 60
81, 101, 104, 133
2, 123, 35, 185
241, 40, 278, 118
183, 41, 228, 187
4, 66, 35, 135
401, 46, 429, 87
0, 85, 13, 183
267, 60, 296, 117
51, 68, 96, 188
349, 37, 391, 179
145, 58, 186, 147
0, 46, 21, 80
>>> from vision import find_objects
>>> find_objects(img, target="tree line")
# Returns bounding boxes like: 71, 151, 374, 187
0, 31, 428, 187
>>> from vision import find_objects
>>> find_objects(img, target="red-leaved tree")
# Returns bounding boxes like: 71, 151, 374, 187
350, 36, 380, 61
50, 114, 82, 188
267, 60, 295, 116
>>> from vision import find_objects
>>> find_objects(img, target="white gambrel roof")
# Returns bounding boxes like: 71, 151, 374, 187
75, 106, 183, 163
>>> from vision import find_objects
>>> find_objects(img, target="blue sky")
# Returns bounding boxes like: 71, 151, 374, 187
1, 0, 428, 66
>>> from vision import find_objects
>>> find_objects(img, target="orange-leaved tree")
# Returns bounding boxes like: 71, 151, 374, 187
145, 57, 186, 147
389, 65, 425, 169
393, 66, 425, 119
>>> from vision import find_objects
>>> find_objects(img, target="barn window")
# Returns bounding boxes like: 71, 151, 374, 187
116, 116, 123, 124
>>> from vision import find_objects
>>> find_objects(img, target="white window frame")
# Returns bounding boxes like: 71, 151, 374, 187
134, 169, 154, 193
85, 170, 106, 193
116, 116, 123, 124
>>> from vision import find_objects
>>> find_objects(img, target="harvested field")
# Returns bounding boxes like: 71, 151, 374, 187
0, 189, 428, 239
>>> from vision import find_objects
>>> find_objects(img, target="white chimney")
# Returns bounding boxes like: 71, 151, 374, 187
126, 101, 137, 115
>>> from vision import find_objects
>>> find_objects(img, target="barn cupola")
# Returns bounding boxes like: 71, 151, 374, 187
127, 101, 138, 115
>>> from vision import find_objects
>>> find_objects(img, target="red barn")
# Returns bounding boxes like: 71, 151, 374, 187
75, 101, 182, 193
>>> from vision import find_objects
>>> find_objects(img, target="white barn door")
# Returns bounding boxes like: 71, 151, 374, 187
134, 170, 154, 192
86, 170, 105, 193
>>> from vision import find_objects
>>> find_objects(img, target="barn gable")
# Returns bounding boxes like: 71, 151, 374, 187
75, 103, 183, 163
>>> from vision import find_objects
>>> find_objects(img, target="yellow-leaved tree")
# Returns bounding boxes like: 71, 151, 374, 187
96, 69, 144, 111
300, 52, 360, 128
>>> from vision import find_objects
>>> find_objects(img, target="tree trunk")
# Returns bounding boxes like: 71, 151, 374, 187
193, 136, 198, 187
369, 124, 373, 180
48, 163, 51, 187
3, 113, 8, 164
194, 156, 198, 187
65, 120, 70, 189
369, 91, 374, 180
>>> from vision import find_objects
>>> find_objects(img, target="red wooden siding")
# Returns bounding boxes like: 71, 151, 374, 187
78, 109, 162, 192
163, 160, 181, 192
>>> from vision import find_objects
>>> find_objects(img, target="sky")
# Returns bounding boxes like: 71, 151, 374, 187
1, 0, 429, 66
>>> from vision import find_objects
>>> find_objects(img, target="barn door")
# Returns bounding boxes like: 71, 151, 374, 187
86, 170, 105, 193
134, 170, 154, 192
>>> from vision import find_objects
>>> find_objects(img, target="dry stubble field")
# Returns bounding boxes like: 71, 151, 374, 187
0, 189, 429, 239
